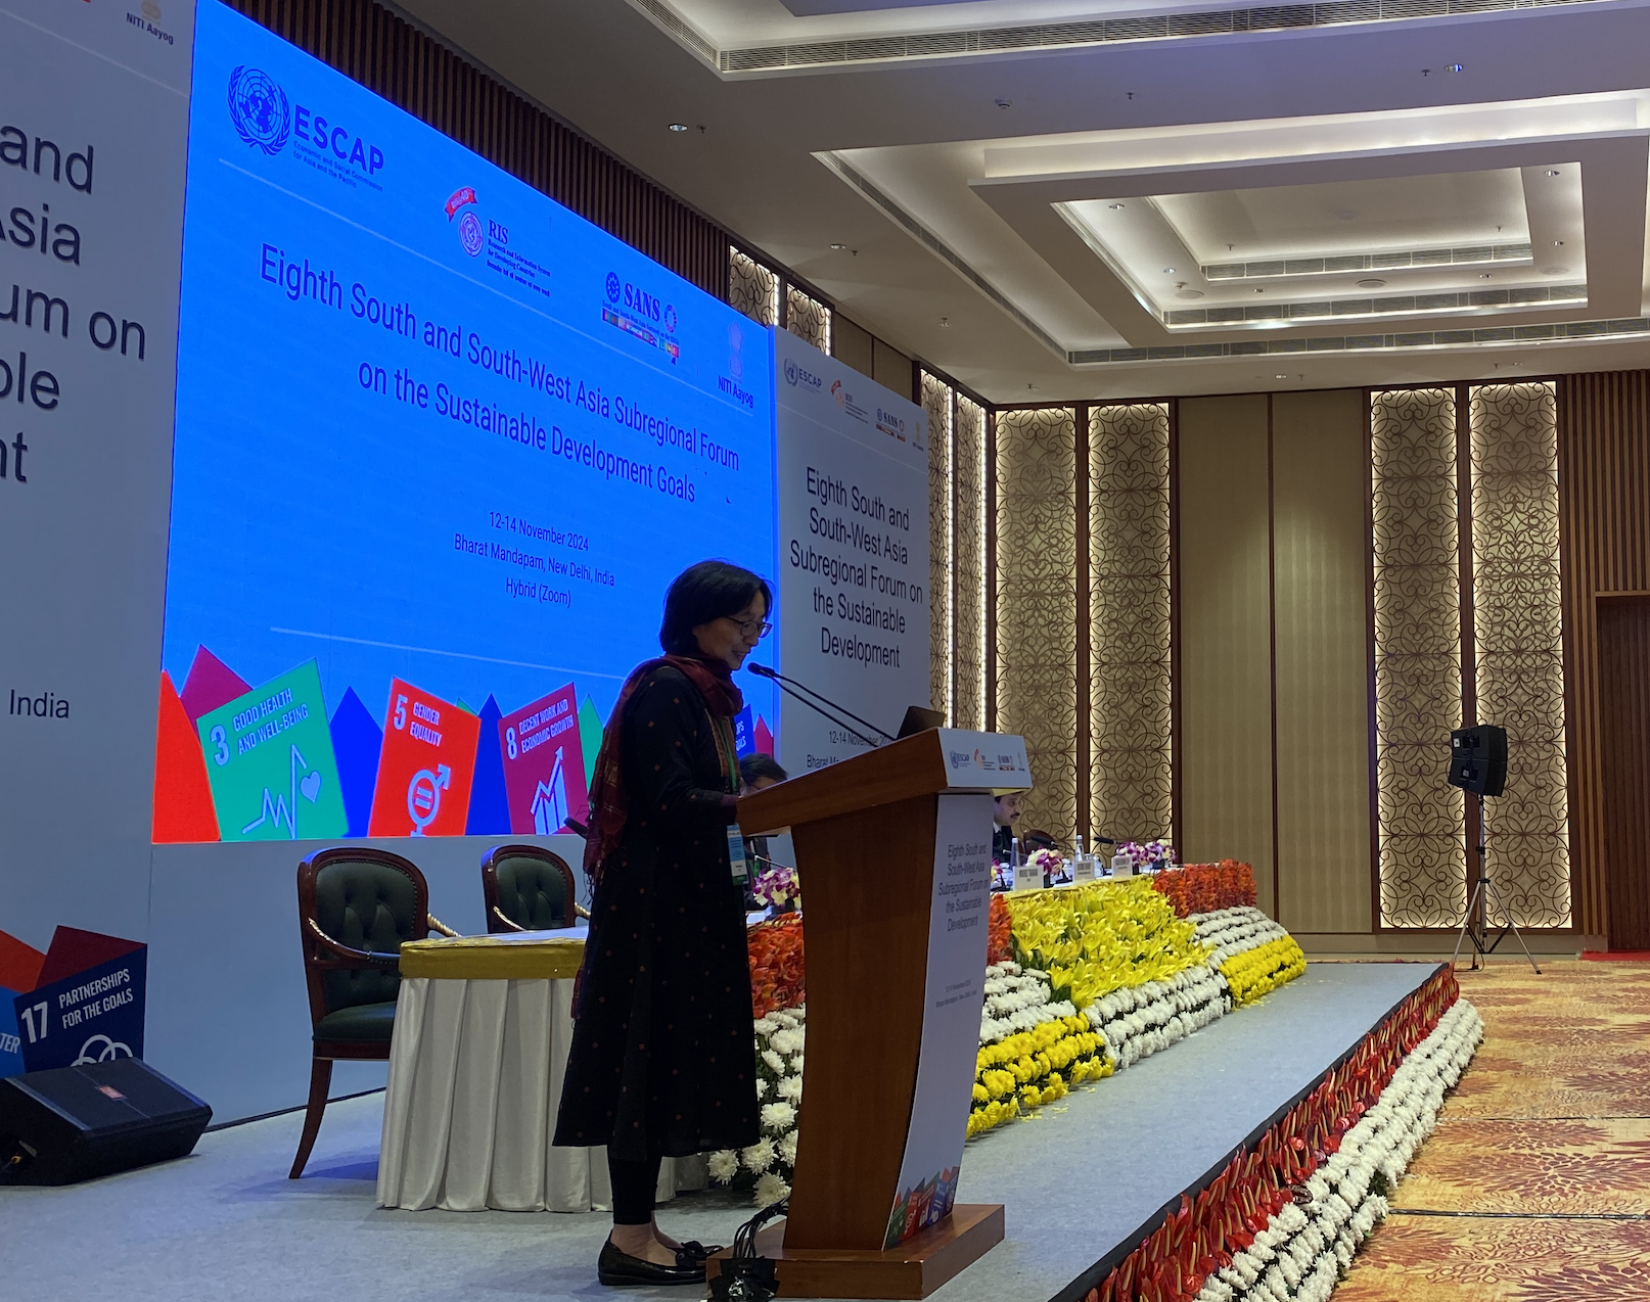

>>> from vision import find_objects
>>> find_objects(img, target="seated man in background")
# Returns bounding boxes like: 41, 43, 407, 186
739, 753, 789, 880
992, 791, 1026, 863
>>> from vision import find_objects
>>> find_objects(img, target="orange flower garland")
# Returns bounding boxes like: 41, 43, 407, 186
1151, 860, 1258, 918
748, 914, 806, 1017
987, 893, 1014, 965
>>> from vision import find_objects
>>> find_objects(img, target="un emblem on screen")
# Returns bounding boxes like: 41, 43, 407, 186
227, 65, 292, 156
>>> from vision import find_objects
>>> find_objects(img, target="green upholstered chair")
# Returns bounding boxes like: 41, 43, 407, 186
291, 846, 456, 1179
480, 843, 584, 933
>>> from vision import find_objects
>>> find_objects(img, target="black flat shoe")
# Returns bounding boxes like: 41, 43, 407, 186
597, 1239, 707, 1286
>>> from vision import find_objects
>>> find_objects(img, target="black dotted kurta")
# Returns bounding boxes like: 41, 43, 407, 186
553, 666, 759, 1160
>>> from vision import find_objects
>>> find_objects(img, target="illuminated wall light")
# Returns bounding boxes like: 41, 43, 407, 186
667, 122, 688, 132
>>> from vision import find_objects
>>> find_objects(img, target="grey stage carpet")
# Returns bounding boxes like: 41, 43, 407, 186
0, 962, 1435, 1302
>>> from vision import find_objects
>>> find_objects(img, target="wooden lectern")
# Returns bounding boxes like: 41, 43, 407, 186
712, 728, 1031, 1299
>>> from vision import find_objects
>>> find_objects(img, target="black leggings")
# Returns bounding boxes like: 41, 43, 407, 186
609, 1152, 662, 1226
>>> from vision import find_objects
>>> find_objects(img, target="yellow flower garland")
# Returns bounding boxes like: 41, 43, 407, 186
1007, 878, 1211, 1008
967, 1013, 1113, 1138
1221, 935, 1308, 1007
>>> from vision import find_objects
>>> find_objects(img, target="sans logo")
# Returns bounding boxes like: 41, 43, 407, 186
227, 66, 291, 156
605, 272, 622, 303
664, 304, 678, 334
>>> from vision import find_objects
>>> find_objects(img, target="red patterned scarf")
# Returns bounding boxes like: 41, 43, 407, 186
582, 654, 744, 882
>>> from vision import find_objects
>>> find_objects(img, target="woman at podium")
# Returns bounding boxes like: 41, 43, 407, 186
554, 560, 772, 1286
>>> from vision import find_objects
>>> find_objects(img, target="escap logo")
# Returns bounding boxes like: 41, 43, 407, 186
605, 272, 622, 303
227, 66, 292, 156
785, 357, 824, 391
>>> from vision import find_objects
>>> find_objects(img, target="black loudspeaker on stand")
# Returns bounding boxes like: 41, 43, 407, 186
0, 1059, 211, 1185
1447, 725, 1540, 975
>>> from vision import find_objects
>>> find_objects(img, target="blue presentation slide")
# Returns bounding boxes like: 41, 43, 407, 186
155, 1, 777, 843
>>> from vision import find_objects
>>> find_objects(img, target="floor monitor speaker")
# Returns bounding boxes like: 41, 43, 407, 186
0, 1058, 211, 1185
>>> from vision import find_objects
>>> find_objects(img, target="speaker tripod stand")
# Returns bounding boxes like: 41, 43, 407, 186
1452, 791, 1541, 974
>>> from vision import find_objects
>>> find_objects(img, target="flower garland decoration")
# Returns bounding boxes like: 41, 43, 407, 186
708, 1006, 806, 1208
986, 893, 1014, 965
971, 962, 1110, 1138
1082, 966, 1465, 1302
1086, 965, 1227, 1072
1195, 998, 1483, 1302
1154, 861, 1258, 918
1009, 877, 1211, 1010
1220, 937, 1308, 1009
750, 862, 800, 912
746, 914, 805, 1018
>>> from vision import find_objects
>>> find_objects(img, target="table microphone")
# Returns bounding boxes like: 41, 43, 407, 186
745, 663, 896, 748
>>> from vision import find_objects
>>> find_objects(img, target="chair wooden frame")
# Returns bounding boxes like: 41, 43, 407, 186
291, 846, 441, 1179
479, 843, 585, 933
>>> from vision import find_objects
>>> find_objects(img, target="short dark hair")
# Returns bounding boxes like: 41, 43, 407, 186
740, 753, 788, 785
659, 560, 773, 655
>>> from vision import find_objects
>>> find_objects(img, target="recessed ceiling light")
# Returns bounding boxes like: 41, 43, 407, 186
667, 122, 688, 132
1108, 203, 1125, 211
995, 98, 1012, 110
1274, 374, 1290, 380
830, 243, 847, 250
1479, 272, 1493, 279
1545, 169, 1561, 177
1163, 267, 1176, 274
939, 317, 951, 328
1446, 63, 1464, 73
1357, 278, 1387, 289
1553, 240, 1565, 247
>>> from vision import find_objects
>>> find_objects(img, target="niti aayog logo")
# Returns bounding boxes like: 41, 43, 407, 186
227, 66, 292, 156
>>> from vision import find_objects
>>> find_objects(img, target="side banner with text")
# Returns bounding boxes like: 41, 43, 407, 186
884, 792, 994, 1246
0, 1, 196, 946
773, 331, 929, 775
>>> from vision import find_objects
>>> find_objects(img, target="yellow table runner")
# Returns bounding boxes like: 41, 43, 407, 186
398, 927, 587, 981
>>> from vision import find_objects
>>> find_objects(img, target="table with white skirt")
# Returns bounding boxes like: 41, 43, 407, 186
376, 927, 703, 1212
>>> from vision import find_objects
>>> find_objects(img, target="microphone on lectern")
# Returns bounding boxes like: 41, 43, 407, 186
746, 663, 896, 749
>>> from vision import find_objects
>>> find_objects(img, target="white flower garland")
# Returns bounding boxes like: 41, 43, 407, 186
710, 1006, 807, 1207
979, 962, 1077, 1045
1194, 906, 1292, 970
1085, 964, 1227, 1071
1194, 997, 1483, 1302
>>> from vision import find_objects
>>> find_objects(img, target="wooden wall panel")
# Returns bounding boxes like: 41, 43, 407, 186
230, 0, 729, 297
1177, 396, 1277, 915
1597, 598, 1650, 949
1272, 391, 1373, 933
1558, 371, 1650, 941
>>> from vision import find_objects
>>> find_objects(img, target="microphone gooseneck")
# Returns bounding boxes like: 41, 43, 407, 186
746, 663, 897, 745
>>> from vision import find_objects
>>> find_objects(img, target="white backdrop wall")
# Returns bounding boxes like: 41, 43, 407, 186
0, 3, 195, 950
773, 331, 930, 771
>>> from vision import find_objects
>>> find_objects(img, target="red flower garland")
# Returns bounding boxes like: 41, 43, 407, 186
1152, 861, 1258, 918
1084, 965, 1460, 1302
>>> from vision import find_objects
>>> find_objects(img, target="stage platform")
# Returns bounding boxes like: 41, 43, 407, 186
2, 962, 1435, 1302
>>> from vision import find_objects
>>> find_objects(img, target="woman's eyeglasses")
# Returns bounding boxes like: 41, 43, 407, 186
725, 616, 773, 639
